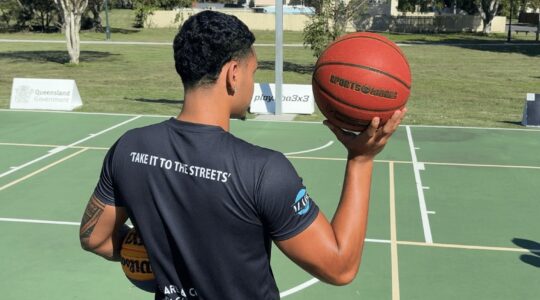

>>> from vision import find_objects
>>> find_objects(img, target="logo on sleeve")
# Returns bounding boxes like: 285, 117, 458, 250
293, 188, 311, 216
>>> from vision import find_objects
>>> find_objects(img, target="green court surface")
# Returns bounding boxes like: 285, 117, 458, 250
1, 109, 539, 299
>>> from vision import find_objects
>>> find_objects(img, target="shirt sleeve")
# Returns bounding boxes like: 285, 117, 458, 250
93, 141, 123, 206
256, 152, 319, 241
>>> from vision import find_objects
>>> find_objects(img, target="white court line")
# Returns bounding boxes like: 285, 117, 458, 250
0, 148, 88, 191
0, 217, 79, 226
389, 162, 400, 300
423, 161, 540, 170
0, 108, 169, 118
0, 142, 109, 151
405, 126, 433, 244
280, 278, 320, 298
366, 238, 391, 244
398, 241, 538, 253
0, 142, 63, 148
2, 216, 535, 253
0, 217, 392, 246
284, 141, 333, 156
3, 142, 540, 170
408, 124, 540, 132
2, 109, 540, 131
0, 115, 141, 178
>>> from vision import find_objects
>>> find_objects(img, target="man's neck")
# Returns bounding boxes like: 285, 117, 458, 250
177, 87, 231, 132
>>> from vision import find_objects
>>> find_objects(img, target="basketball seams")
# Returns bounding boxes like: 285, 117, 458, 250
122, 247, 149, 254
315, 62, 411, 90
324, 34, 410, 68
313, 32, 411, 130
312, 77, 405, 112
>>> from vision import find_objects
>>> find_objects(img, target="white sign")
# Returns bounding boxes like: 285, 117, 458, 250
250, 83, 314, 114
10, 78, 83, 111
522, 93, 540, 127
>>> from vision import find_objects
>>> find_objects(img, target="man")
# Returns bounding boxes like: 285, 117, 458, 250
79, 10, 406, 300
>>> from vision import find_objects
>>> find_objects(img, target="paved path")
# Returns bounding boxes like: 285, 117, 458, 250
1, 38, 538, 47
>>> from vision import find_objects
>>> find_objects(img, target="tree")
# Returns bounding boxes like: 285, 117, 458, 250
0, 0, 19, 29
395, 0, 508, 34
114, 0, 134, 8
133, 0, 191, 28
303, 0, 368, 58
88, 0, 104, 32
397, 0, 438, 12
32, 0, 57, 32
54, 0, 89, 64
524, 0, 540, 15
475, 0, 501, 33
14, 0, 35, 30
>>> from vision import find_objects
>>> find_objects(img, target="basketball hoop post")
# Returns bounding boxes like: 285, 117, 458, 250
275, 0, 283, 115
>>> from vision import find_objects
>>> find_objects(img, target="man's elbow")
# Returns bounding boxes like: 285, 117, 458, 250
80, 237, 95, 253
319, 265, 359, 286
324, 271, 357, 286
79, 234, 103, 254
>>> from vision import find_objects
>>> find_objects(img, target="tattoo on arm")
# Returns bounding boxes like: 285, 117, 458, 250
80, 196, 106, 239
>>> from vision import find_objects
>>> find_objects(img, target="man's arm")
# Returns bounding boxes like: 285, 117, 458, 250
276, 109, 406, 285
79, 194, 130, 261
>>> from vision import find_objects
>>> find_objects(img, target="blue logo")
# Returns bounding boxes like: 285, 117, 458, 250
293, 188, 311, 216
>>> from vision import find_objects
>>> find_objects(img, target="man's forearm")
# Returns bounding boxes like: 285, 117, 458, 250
330, 158, 374, 275
80, 195, 130, 261
83, 224, 131, 261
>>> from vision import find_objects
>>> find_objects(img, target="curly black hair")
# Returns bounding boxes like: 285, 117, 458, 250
173, 11, 256, 90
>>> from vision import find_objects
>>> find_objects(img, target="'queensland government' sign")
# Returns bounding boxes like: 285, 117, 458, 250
250, 83, 314, 114
10, 78, 83, 111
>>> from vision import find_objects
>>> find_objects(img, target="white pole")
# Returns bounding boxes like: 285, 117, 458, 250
275, 0, 283, 115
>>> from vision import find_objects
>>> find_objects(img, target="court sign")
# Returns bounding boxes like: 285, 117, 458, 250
10, 78, 83, 111
250, 83, 314, 114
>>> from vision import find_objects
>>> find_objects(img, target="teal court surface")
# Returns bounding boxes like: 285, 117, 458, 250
0, 109, 539, 299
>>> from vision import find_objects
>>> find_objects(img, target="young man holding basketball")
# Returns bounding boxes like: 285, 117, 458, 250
79, 11, 406, 300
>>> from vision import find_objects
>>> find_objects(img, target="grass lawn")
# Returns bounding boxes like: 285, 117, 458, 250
0, 9, 539, 128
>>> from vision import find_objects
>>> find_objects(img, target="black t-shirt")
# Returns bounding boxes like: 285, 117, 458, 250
94, 118, 319, 300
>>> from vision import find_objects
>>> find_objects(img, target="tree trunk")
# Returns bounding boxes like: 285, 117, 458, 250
66, 12, 81, 63
55, 0, 88, 64
476, 0, 500, 34
90, 0, 103, 32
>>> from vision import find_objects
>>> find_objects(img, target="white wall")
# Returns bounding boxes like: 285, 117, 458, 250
145, 9, 507, 33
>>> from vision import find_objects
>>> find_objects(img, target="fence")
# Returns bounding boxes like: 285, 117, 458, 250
356, 15, 506, 33
146, 9, 507, 34
519, 13, 539, 25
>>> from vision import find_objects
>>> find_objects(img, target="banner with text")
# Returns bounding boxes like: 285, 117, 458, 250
250, 83, 314, 114
10, 78, 83, 111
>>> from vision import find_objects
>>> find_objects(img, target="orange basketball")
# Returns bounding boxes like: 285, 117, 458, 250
312, 32, 411, 131
120, 227, 156, 292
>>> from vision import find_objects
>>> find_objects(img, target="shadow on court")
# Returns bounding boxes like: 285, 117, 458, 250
127, 98, 184, 105
0, 50, 118, 64
258, 60, 314, 74
512, 238, 540, 268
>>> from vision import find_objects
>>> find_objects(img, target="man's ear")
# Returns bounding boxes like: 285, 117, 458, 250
225, 60, 239, 96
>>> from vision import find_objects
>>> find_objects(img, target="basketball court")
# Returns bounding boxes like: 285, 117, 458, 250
0, 109, 539, 299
